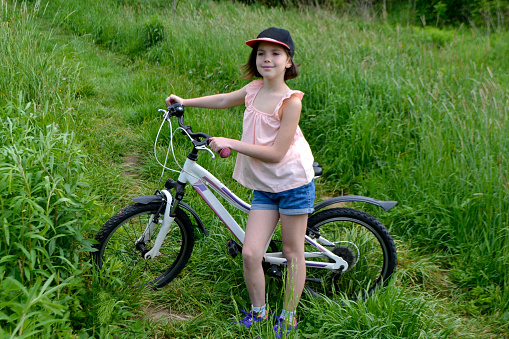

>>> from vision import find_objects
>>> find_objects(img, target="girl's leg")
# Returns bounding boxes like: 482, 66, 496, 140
242, 209, 280, 307
279, 213, 308, 313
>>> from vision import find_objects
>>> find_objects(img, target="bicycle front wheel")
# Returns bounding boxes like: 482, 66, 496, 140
306, 207, 397, 299
94, 202, 194, 289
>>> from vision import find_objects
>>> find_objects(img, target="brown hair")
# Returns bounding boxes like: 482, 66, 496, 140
242, 42, 299, 81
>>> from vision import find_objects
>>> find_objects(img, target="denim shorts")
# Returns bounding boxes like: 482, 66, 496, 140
251, 180, 315, 215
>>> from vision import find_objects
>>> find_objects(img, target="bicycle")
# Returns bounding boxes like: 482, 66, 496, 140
93, 103, 397, 300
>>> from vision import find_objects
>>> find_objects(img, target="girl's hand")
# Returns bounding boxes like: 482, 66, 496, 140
209, 137, 232, 154
166, 94, 184, 107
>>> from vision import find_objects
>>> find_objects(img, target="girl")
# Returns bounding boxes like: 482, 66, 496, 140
166, 27, 315, 338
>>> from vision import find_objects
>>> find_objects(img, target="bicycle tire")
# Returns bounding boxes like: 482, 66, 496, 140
94, 202, 194, 289
305, 207, 397, 300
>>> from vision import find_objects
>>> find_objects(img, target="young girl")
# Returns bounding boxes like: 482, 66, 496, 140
166, 27, 315, 338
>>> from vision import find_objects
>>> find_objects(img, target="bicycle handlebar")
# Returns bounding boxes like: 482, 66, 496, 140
219, 147, 232, 158
207, 140, 231, 158
166, 103, 231, 158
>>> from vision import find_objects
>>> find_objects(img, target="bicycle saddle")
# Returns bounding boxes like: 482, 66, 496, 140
313, 162, 322, 177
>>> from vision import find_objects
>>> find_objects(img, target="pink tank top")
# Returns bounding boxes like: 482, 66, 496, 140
232, 80, 315, 193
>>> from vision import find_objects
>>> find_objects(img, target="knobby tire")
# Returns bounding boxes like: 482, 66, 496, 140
305, 207, 397, 300
94, 202, 194, 289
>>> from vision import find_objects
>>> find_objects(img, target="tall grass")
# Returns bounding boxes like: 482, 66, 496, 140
292, 20, 509, 315
3, 0, 508, 337
0, 1, 82, 118
121, 2, 509, 319
0, 2, 105, 336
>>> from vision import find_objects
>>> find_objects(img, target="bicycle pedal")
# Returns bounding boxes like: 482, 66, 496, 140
268, 264, 283, 278
226, 238, 242, 258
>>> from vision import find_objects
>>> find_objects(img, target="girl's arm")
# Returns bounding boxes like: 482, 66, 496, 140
210, 96, 302, 163
166, 85, 248, 109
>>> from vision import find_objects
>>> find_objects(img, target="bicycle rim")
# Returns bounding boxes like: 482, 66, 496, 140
305, 207, 397, 300
94, 203, 194, 289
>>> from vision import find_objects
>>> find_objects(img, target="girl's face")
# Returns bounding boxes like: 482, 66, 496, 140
255, 42, 292, 81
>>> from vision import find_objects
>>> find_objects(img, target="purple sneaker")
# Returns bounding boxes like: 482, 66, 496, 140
234, 309, 267, 329
273, 315, 298, 338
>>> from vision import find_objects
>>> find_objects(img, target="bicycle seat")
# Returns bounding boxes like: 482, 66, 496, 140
313, 162, 323, 177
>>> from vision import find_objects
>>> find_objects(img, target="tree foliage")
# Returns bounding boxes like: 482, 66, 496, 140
230, 0, 509, 27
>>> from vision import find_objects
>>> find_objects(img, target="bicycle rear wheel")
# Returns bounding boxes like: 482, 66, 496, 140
305, 207, 397, 299
94, 202, 194, 289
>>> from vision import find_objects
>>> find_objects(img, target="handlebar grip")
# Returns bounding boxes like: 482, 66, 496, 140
219, 147, 231, 158
207, 139, 231, 158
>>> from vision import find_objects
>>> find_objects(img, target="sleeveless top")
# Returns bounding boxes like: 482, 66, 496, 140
232, 80, 315, 193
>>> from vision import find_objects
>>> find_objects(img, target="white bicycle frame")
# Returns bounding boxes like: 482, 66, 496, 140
139, 156, 349, 272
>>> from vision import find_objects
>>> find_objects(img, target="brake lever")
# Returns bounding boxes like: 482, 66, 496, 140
195, 145, 216, 159
159, 109, 170, 120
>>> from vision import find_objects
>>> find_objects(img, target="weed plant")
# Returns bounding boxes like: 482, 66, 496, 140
2, 0, 508, 337
0, 2, 109, 336
0, 100, 101, 335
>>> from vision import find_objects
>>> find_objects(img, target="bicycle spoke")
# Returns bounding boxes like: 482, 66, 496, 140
303, 208, 397, 300
94, 203, 194, 289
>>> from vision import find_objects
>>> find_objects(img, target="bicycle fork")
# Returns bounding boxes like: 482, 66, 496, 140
136, 189, 175, 260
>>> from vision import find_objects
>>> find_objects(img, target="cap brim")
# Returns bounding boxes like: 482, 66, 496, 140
245, 38, 291, 51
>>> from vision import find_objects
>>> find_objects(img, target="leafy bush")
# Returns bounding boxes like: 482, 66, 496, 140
412, 26, 455, 46
0, 100, 100, 336
141, 16, 166, 49
229, 0, 509, 27
415, 0, 509, 27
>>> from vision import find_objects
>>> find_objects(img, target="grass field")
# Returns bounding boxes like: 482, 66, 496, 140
1, 0, 508, 337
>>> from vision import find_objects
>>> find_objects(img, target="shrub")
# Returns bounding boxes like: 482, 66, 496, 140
415, 0, 509, 27
141, 16, 166, 49
0, 100, 100, 336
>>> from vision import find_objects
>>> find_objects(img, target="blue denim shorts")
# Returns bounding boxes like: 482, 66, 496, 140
251, 180, 315, 215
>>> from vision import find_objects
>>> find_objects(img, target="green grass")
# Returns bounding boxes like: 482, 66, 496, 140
1, 0, 508, 337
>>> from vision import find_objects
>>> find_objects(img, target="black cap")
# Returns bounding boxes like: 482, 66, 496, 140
245, 27, 295, 57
